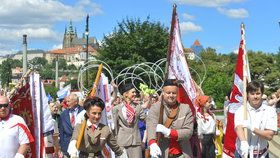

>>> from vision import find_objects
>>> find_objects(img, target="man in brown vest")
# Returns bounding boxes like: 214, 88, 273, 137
146, 79, 193, 158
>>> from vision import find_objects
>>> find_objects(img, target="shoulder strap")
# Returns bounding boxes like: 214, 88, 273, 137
164, 105, 179, 128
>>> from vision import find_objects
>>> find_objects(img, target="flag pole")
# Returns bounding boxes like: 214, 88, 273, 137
8, 69, 32, 99
241, 23, 248, 141
165, 4, 177, 80
76, 63, 103, 150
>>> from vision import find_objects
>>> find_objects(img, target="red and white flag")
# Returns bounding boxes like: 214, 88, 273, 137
11, 73, 55, 158
223, 23, 251, 157
30, 73, 55, 158
166, 6, 197, 107
166, 5, 202, 158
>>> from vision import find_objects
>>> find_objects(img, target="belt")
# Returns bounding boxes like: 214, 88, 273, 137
253, 147, 267, 156
80, 151, 102, 157
168, 153, 183, 158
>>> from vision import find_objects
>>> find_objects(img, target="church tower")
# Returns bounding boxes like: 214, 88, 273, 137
63, 20, 78, 48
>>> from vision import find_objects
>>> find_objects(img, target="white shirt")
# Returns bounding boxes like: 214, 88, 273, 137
235, 102, 277, 155
0, 114, 33, 158
197, 113, 216, 136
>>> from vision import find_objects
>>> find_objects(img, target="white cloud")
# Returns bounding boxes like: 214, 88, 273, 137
217, 7, 249, 18
182, 13, 195, 20
0, 0, 103, 52
51, 44, 63, 50
180, 21, 202, 33
172, 0, 245, 7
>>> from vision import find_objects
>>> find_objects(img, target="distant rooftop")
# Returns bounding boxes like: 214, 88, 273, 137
192, 39, 201, 46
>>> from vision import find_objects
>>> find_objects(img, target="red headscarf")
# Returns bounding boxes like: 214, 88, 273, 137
195, 95, 212, 120
195, 95, 210, 108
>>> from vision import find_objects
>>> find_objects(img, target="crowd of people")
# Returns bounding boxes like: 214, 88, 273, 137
0, 79, 279, 158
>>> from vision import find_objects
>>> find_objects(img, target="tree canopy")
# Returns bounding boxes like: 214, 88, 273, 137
97, 17, 169, 75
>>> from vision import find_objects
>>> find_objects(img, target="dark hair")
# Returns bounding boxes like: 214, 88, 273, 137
246, 80, 264, 94
83, 97, 105, 111
163, 79, 179, 87
276, 100, 280, 109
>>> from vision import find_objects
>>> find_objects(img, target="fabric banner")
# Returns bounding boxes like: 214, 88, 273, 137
167, 8, 197, 106
166, 6, 201, 158
10, 83, 36, 158
57, 84, 71, 100
30, 73, 55, 158
223, 24, 250, 157
95, 73, 115, 158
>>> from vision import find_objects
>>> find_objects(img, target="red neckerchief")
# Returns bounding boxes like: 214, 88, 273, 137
125, 102, 135, 124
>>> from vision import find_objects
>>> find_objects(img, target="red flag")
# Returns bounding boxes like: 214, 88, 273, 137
166, 5, 201, 158
10, 83, 36, 158
223, 23, 250, 157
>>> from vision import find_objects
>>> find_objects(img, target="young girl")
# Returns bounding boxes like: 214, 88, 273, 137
195, 95, 216, 158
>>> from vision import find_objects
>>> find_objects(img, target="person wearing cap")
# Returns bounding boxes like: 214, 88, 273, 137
195, 95, 216, 158
146, 79, 194, 158
0, 95, 34, 158
67, 97, 128, 158
112, 83, 147, 158
234, 81, 277, 158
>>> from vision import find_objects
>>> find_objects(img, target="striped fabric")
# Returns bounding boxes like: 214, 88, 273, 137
125, 103, 135, 124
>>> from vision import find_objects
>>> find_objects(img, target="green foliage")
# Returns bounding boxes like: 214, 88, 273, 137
0, 59, 12, 87
40, 64, 54, 79
51, 58, 67, 70
0, 59, 22, 87
29, 57, 48, 70
67, 64, 77, 70
65, 79, 78, 91
97, 17, 169, 76
44, 84, 59, 99
192, 48, 233, 109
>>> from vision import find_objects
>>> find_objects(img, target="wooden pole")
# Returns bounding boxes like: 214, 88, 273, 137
76, 63, 103, 150
165, 4, 177, 80
241, 23, 248, 140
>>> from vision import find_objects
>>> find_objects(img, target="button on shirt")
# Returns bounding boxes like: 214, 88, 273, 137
235, 103, 277, 153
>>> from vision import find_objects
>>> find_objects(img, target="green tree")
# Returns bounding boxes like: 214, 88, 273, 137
0, 59, 22, 87
51, 58, 67, 70
44, 84, 59, 99
29, 57, 48, 72
97, 17, 169, 75
40, 64, 54, 79
0, 59, 13, 87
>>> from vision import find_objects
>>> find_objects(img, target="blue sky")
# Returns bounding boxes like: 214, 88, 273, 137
0, 0, 279, 55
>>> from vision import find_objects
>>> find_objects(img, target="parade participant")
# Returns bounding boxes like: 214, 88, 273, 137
112, 83, 147, 158
214, 120, 223, 158
59, 93, 84, 157
0, 95, 34, 157
146, 79, 194, 158
195, 95, 216, 158
234, 81, 277, 158
49, 102, 61, 157
68, 97, 127, 158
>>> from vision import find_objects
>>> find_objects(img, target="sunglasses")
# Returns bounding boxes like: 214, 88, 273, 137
0, 103, 9, 108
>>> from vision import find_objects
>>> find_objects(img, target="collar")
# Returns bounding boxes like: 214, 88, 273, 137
247, 102, 266, 112
69, 105, 79, 112
86, 119, 99, 129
